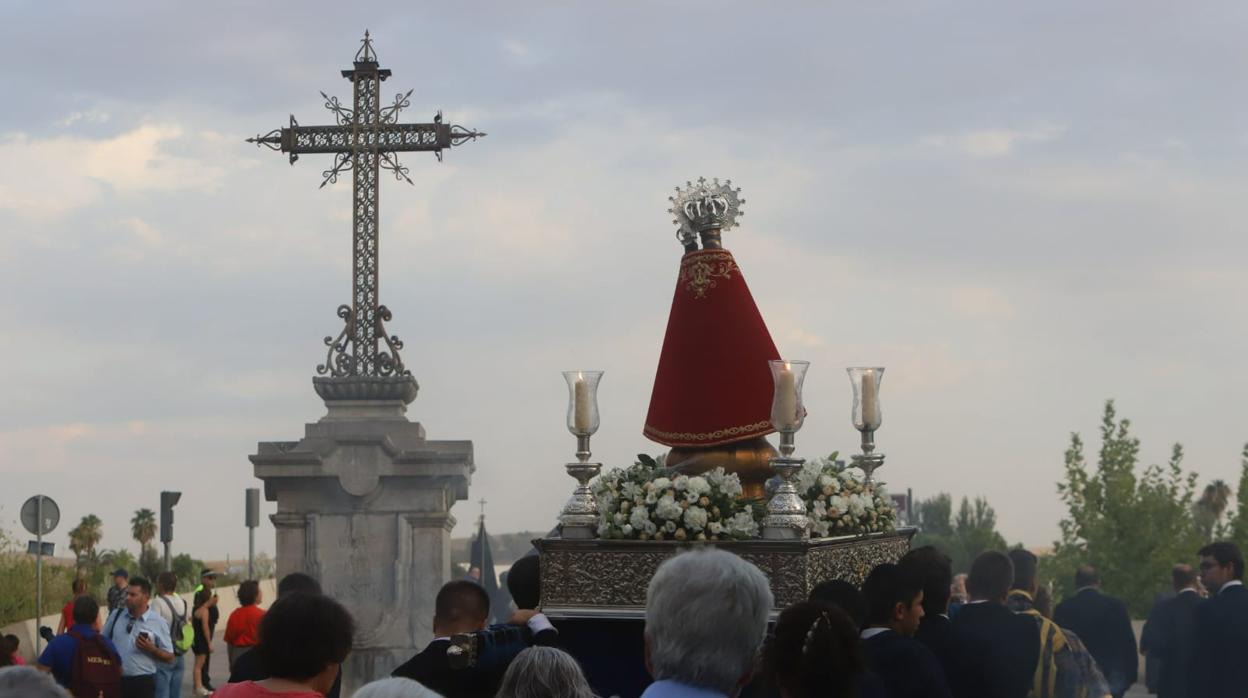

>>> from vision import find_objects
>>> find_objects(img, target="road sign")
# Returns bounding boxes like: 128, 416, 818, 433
26, 541, 54, 556
20, 495, 59, 536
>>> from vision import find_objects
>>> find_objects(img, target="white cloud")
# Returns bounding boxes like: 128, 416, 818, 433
0, 125, 232, 219
59, 108, 111, 127
950, 284, 1015, 319
922, 124, 1066, 158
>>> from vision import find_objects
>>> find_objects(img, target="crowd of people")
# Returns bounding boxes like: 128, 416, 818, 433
1, 539, 1245, 698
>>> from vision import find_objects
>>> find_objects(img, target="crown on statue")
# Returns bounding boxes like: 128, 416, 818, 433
669, 178, 745, 241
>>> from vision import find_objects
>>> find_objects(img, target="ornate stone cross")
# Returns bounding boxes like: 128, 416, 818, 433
248, 32, 484, 378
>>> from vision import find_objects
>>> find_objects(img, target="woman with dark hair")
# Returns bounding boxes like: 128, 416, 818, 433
763, 601, 885, 698
192, 588, 217, 696
215, 592, 354, 698
225, 580, 266, 669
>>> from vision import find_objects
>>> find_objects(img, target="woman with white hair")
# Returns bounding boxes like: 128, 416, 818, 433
353, 677, 445, 698
496, 646, 596, 698
642, 549, 774, 697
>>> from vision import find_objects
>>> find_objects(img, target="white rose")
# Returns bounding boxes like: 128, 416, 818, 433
614, 512, 627, 526
726, 511, 759, 538
655, 495, 683, 521
621, 524, 634, 536
629, 507, 650, 531
664, 520, 678, 533
652, 477, 671, 491
673, 475, 689, 491
683, 505, 709, 531
708, 521, 724, 535
686, 476, 710, 496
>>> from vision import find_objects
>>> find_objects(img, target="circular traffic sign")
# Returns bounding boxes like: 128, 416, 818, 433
20, 495, 60, 536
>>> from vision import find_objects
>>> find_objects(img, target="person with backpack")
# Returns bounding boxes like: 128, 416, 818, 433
103, 576, 175, 698
150, 572, 192, 698
36, 594, 123, 697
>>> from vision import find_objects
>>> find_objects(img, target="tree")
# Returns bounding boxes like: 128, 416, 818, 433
1193, 479, 1232, 543
68, 515, 103, 566
171, 553, 206, 592
912, 492, 1009, 573
0, 525, 77, 626
1052, 400, 1200, 617
131, 508, 157, 553
1226, 444, 1248, 552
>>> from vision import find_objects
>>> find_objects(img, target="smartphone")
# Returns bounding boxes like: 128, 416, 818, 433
138, 631, 150, 641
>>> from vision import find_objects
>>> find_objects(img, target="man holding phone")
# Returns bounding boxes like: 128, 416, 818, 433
104, 576, 175, 698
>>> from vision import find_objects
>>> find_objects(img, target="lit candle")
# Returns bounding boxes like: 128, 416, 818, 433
776, 362, 798, 430
860, 370, 878, 428
573, 373, 591, 433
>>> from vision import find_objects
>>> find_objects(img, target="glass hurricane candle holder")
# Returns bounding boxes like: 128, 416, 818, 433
846, 367, 886, 483
763, 359, 810, 540
560, 370, 604, 539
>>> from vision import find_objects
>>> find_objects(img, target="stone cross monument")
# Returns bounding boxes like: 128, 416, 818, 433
247, 32, 481, 692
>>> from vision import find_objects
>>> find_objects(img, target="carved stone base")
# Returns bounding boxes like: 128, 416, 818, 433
252, 378, 473, 694
534, 528, 916, 618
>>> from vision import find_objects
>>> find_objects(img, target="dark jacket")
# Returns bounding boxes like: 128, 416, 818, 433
391, 624, 558, 698
861, 629, 952, 698
1053, 588, 1138, 694
1189, 583, 1248, 697
1146, 589, 1199, 698
949, 601, 1039, 698
914, 613, 958, 688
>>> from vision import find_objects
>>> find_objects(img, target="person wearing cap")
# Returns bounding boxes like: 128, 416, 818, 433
108, 569, 130, 612
194, 569, 221, 692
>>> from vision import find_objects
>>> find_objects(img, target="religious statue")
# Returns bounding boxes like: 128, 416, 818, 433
643, 178, 782, 498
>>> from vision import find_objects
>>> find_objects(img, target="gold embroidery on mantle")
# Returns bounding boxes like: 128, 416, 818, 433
644, 419, 774, 445
680, 251, 739, 299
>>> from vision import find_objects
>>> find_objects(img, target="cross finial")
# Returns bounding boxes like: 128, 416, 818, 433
478, 498, 487, 521
356, 30, 377, 63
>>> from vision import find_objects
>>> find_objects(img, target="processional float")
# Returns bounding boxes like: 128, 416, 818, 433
533, 178, 915, 694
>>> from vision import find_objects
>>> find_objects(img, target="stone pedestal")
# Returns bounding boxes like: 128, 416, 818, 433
252, 376, 472, 694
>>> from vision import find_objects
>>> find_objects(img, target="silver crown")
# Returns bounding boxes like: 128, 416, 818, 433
668, 178, 744, 244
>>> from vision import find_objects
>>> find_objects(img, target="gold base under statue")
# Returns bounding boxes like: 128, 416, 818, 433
665, 436, 777, 501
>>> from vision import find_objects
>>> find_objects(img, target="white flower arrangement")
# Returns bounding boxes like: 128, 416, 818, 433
796, 453, 897, 537
591, 456, 761, 541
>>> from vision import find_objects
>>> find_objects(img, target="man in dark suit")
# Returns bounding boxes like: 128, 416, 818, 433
950, 551, 1039, 698
859, 563, 951, 698
899, 546, 957, 685
1143, 564, 1200, 698
1053, 565, 1138, 698
1189, 541, 1248, 697
392, 579, 557, 698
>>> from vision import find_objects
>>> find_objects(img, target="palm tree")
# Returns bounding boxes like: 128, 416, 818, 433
131, 508, 157, 553
1194, 480, 1233, 541
69, 514, 103, 567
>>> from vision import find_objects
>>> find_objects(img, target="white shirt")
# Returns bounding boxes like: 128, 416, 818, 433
860, 627, 891, 640
151, 593, 189, 628
1219, 580, 1244, 594
1179, 587, 1199, 595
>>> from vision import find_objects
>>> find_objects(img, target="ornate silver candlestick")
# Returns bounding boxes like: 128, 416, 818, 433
763, 360, 810, 540
847, 367, 885, 484
559, 370, 603, 539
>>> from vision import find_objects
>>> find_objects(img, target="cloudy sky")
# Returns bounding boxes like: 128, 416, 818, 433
2, 1, 1245, 559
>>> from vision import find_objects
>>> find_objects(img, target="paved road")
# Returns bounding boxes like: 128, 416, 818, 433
178, 629, 231, 696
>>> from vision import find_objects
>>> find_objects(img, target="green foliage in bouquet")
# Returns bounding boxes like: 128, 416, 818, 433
592, 454, 763, 541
